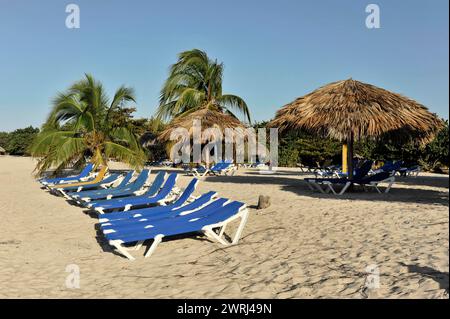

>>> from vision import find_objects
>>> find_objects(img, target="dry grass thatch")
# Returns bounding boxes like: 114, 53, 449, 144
270, 79, 444, 144
158, 108, 246, 142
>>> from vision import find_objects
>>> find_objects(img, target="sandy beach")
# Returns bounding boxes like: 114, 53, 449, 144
0, 156, 448, 298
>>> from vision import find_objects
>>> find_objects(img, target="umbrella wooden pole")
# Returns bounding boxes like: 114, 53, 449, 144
342, 144, 348, 174
347, 134, 354, 180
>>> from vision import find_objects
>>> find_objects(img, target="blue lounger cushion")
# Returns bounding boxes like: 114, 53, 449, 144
104, 200, 245, 243
81, 169, 151, 203
71, 170, 134, 199
99, 189, 215, 226
91, 173, 177, 212
40, 163, 94, 185
58, 174, 120, 192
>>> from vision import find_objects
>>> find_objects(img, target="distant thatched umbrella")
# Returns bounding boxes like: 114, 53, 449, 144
0, 146, 6, 155
158, 108, 246, 142
270, 79, 444, 178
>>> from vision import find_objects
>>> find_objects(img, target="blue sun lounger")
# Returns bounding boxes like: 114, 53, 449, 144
102, 198, 249, 260
397, 164, 420, 177
89, 172, 175, 214
70, 170, 134, 200
56, 173, 122, 197
78, 169, 150, 203
372, 160, 403, 175
85, 171, 164, 208
305, 160, 373, 195
103, 197, 229, 235
191, 162, 235, 177
40, 163, 94, 185
354, 171, 395, 193
98, 179, 206, 223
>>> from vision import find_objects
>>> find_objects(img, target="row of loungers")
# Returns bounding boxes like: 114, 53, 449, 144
305, 160, 396, 195
39, 165, 249, 260
184, 161, 237, 177
307, 160, 420, 179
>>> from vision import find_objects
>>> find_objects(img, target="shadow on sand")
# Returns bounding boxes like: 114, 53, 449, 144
202, 172, 449, 206
400, 263, 449, 294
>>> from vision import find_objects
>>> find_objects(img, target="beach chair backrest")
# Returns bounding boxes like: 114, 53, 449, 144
173, 191, 217, 211
115, 169, 149, 193
391, 161, 403, 171
210, 163, 223, 170
80, 163, 95, 177
220, 162, 232, 170
117, 171, 134, 188
363, 171, 392, 182
180, 199, 243, 224
153, 173, 178, 199
130, 169, 150, 187
354, 160, 373, 180
172, 178, 199, 207
99, 173, 120, 184
200, 201, 245, 224
175, 198, 229, 220
145, 171, 167, 196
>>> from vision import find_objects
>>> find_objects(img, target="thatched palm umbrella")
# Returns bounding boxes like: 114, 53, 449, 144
270, 79, 444, 179
158, 108, 245, 141
158, 108, 246, 163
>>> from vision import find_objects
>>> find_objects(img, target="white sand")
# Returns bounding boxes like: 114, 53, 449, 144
0, 156, 448, 298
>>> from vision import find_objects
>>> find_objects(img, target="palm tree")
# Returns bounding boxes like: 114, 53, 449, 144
157, 49, 251, 123
30, 74, 146, 176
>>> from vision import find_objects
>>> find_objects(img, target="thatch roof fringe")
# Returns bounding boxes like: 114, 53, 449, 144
269, 79, 444, 144
158, 109, 246, 142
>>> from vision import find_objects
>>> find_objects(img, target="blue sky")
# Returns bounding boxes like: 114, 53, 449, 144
0, 0, 448, 131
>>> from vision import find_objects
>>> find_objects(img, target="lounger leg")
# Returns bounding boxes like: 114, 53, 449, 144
374, 185, 382, 194
338, 182, 352, 195
385, 179, 394, 193
313, 182, 326, 193
232, 209, 249, 245
110, 241, 136, 261
144, 235, 163, 258
218, 224, 227, 238
325, 184, 337, 195
306, 182, 314, 191
204, 229, 229, 246
203, 209, 249, 246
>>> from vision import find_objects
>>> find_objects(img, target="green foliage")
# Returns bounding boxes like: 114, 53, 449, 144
29, 74, 146, 176
0, 132, 9, 149
157, 49, 251, 123
278, 130, 341, 167
0, 126, 39, 155
262, 119, 449, 172
421, 120, 449, 171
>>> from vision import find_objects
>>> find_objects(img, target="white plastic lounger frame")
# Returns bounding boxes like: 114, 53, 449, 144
362, 176, 395, 193
320, 180, 352, 195
191, 167, 209, 178
398, 166, 420, 177
305, 179, 352, 196
108, 204, 249, 261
